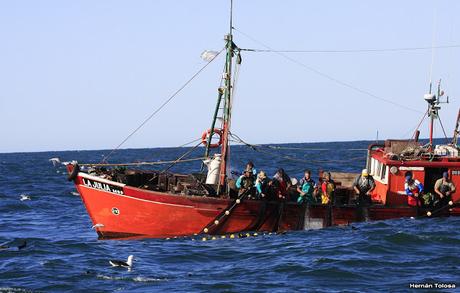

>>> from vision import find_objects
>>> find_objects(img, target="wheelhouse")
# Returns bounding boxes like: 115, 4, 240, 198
368, 140, 460, 206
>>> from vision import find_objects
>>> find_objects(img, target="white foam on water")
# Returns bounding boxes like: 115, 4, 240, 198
96, 274, 166, 282
132, 276, 166, 282
97, 274, 119, 280
0, 288, 35, 293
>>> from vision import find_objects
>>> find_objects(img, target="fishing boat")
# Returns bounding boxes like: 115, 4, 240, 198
65, 3, 460, 240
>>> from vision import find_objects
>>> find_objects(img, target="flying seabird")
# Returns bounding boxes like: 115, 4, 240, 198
109, 255, 134, 268
49, 157, 61, 167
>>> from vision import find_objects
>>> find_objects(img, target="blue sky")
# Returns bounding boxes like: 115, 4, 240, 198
0, 0, 459, 152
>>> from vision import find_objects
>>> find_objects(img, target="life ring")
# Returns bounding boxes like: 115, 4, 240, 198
201, 128, 223, 148
67, 163, 80, 182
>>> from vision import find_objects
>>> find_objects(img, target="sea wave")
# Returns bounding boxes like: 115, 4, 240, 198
0, 142, 458, 292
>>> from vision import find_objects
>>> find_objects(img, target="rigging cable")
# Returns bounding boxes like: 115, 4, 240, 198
177, 137, 202, 148
160, 141, 203, 174
101, 48, 225, 163
403, 108, 429, 140
80, 157, 206, 167
229, 132, 365, 165
226, 49, 242, 160
240, 44, 460, 54
437, 114, 450, 144
233, 28, 422, 114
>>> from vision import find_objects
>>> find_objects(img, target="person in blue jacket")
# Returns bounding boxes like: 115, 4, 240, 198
404, 172, 424, 207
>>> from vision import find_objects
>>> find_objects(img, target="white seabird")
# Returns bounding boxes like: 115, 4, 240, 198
20, 194, 31, 201
109, 255, 134, 268
49, 157, 61, 167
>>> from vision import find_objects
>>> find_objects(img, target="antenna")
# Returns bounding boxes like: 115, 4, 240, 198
428, 2, 438, 86
425, 79, 448, 150
229, 0, 233, 34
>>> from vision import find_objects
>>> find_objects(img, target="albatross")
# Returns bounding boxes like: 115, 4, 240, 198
109, 255, 134, 268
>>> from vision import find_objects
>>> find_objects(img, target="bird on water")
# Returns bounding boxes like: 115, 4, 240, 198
109, 255, 134, 269
20, 194, 31, 201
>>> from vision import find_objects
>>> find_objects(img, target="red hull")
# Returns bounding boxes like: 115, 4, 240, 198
75, 173, 304, 238
72, 172, 460, 239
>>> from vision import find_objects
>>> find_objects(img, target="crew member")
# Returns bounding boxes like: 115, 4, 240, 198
352, 169, 375, 206
271, 168, 291, 200
321, 171, 335, 205
434, 171, 456, 206
297, 170, 317, 204
236, 168, 255, 197
404, 172, 423, 207
255, 171, 270, 199
245, 161, 257, 177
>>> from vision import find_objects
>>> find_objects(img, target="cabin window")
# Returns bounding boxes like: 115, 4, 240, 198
381, 164, 387, 180
370, 158, 388, 184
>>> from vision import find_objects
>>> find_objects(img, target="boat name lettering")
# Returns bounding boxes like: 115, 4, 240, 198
399, 167, 424, 171
82, 178, 124, 195
451, 170, 460, 176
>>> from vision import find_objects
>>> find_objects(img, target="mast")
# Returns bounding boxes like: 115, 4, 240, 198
203, 0, 236, 195
217, 0, 235, 194
425, 82, 438, 151
424, 79, 446, 151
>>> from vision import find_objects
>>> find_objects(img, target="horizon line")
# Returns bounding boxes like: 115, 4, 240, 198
0, 136, 450, 155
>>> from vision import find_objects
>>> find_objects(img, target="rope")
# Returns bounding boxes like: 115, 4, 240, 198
80, 157, 205, 167
160, 141, 202, 173
229, 52, 242, 127
133, 141, 205, 187
240, 44, 460, 54
201, 189, 250, 235
407, 108, 429, 140
234, 28, 422, 114
177, 137, 202, 148
230, 133, 365, 164
101, 48, 225, 163
420, 198, 459, 218
266, 145, 367, 151
437, 114, 450, 144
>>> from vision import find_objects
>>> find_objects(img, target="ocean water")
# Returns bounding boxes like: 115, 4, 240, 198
1, 140, 459, 292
